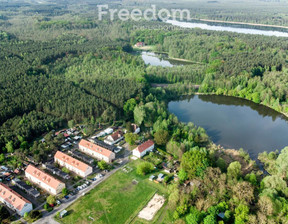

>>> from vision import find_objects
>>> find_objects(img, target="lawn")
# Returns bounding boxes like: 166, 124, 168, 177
58, 160, 171, 224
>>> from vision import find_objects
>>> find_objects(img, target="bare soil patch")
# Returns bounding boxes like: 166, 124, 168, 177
138, 194, 165, 221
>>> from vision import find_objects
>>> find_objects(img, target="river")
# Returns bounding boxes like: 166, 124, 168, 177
166, 19, 288, 37
168, 95, 288, 159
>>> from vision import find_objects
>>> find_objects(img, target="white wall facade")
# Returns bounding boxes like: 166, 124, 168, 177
79, 145, 115, 163
25, 172, 65, 195
0, 197, 33, 216
133, 144, 154, 158
55, 158, 93, 178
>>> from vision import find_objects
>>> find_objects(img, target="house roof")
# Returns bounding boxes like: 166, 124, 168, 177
0, 183, 31, 212
54, 151, 91, 173
25, 165, 64, 190
135, 140, 154, 153
79, 139, 114, 158
109, 131, 123, 141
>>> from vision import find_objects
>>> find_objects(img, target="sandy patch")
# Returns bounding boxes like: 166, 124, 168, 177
138, 194, 165, 221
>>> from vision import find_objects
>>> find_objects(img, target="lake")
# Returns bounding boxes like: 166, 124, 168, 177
168, 95, 288, 158
166, 20, 288, 37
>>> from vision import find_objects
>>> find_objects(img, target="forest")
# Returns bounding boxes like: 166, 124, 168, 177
131, 28, 288, 114
1, 1, 288, 223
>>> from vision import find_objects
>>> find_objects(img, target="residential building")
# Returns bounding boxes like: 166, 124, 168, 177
104, 128, 113, 135
25, 165, 65, 195
0, 183, 33, 216
135, 42, 145, 47
79, 139, 115, 163
104, 130, 124, 145
54, 151, 93, 178
131, 123, 140, 134
132, 140, 155, 158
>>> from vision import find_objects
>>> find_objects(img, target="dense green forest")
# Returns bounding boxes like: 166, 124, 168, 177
1, 1, 288, 223
131, 29, 288, 114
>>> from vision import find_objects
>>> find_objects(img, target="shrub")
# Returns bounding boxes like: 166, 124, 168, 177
136, 162, 154, 176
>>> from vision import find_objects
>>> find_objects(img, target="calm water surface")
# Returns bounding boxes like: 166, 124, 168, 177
168, 95, 288, 158
140, 51, 193, 67
167, 20, 288, 37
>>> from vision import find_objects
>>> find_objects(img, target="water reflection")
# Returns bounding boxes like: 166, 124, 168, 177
169, 95, 288, 159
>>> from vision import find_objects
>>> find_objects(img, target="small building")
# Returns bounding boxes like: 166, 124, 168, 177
104, 130, 124, 145
94, 131, 106, 138
25, 165, 65, 195
131, 123, 140, 134
157, 173, 165, 182
12, 178, 40, 198
73, 136, 82, 141
132, 140, 155, 158
135, 42, 145, 47
54, 151, 93, 178
61, 144, 70, 150
104, 128, 113, 135
79, 139, 115, 163
59, 209, 68, 218
0, 183, 33, 216
162, 163, 173, 174
149, 175, 156, 181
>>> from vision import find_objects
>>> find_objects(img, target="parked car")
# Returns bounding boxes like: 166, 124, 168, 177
64, 195, 69, 199
56, 200, 61, 205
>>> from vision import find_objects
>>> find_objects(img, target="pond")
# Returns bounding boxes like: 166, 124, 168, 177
140, 51, 192, 67
168, 95, 288, 159
166, 20, 288, 37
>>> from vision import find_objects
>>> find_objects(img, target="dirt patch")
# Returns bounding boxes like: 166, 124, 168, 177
122, 183, 134, 192
138, 194, 165, 221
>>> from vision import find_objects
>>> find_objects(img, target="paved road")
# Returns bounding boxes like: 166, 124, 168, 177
33, 156, 130, 224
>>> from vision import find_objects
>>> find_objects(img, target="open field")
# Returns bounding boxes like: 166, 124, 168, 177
58, 160, 171, 224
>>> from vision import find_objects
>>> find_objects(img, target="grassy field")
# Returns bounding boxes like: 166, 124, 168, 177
58, 160, 172, 224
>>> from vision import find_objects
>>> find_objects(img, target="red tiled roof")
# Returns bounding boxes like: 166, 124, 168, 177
79, 139, 114, 158
109, 130, 123, 141
135, 140, 154, 153
0, 183, 31, 211
54, 151, 91, 172
25, 165, 64, 190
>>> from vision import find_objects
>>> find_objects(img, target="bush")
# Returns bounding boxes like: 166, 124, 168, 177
62, 188, 69, 196
136, 162, 154, 176
62, 167, 70, 174
216, 158, 227, 172
28, 210, 42, 221
268, 151, 277, 160
46, 195, 56, 205
98, 160, 109, 170
44, 203, 53, 212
